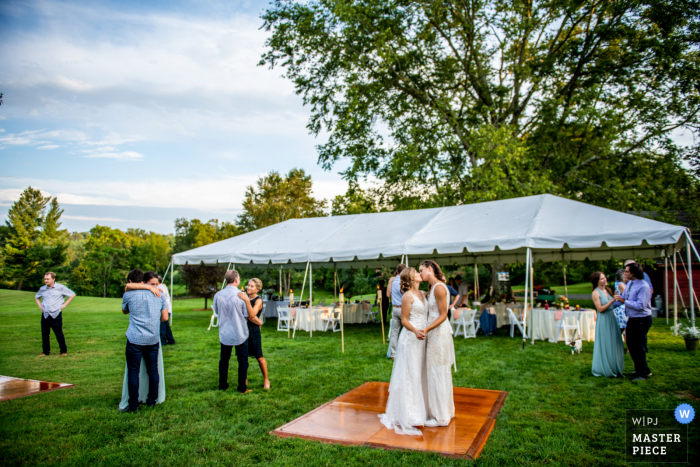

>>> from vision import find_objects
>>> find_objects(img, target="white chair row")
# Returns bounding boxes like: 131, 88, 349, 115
277, 306, 343, 336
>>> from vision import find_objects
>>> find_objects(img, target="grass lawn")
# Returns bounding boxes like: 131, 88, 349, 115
1, 289, 698, 466
512, 282, 593, 295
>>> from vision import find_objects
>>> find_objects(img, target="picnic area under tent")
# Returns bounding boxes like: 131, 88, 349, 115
166, 194, 698, 344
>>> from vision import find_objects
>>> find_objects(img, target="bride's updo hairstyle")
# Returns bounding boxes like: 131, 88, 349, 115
400, 267, 416, 294
420, 260, 446, 283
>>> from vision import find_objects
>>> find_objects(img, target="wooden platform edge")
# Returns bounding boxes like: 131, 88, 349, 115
0, 383, 76, 402
467, 390, 508, 459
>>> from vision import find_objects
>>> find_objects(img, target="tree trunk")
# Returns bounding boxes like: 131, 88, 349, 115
17, 281, 22, 291
484, 262, 513, 303
204, 297, 208, 310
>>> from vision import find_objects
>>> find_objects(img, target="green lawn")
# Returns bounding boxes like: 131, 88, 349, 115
512, 282, 593, 295
1, 289, 698, 466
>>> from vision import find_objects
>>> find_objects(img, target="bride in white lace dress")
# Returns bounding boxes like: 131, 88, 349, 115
378, 267, 429, 435
419, 260, 456, 427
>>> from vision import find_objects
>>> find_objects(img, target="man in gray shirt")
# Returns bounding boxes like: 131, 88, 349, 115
215, 270, 258, 393
35, 271, 75, 356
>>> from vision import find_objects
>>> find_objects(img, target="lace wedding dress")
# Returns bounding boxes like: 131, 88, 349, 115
378, 291, 429, 435
425, 282, 455, 427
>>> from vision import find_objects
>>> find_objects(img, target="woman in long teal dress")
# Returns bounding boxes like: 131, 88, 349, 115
590, 272, 624, 377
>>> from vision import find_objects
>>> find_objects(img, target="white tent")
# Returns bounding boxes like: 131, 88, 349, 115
173, 194, 689, 267
167, 194, 696, 342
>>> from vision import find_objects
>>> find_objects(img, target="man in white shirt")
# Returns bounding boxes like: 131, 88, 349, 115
455, 275, 469, 307
35, 272, 75, 356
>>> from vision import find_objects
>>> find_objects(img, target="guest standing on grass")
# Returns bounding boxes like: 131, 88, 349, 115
121, 268, 169, 413
215, 270, 257, 394
455, 275, 469, 307
238, 278, 269, 390
611, 263, 652, 381
387, 263, 407, 359
125, 272, 176, 345
378, 279, 390, 324
590, 272, 624, 378
35, 272, 75, 357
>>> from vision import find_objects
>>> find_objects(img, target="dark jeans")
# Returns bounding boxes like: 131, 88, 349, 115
160, 313, 175, 345
219, 341, 249, 393
125, 340, 160, 410
627, 316, 652, 377
41, 313, 67, 355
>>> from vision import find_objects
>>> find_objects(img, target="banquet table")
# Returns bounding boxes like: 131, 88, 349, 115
341, 302, 372, 324
262, 300, 285, 318
293, 307, 334, 333
479, 303, 524, 328
527, 308, 596, 343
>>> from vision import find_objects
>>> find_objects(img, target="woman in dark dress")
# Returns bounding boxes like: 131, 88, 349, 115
238, 278, 270, 389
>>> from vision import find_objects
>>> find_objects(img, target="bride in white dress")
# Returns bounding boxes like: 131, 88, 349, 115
378, 267, 429, 435
419, 260, 456, 427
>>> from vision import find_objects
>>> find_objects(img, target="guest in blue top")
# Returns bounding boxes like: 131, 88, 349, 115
214, 270, 258, 394
121, 268, 169, 412
35, 271, 75, 356
611, 263, 652, 381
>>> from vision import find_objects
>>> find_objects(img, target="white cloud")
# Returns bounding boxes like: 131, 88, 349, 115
38, 144, 60, 150
85, 151, 144, 161
63, 215, 126, 222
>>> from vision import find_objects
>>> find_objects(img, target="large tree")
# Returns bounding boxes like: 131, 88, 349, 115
236, 168, 328, 232
173, 218, 241, 253
261, 0, 700, 213
0, 187, 68, 290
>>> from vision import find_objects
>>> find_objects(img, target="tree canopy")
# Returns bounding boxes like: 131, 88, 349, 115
261, 0, 700, 220
236, 168, 328, 231
0, 187, 67, 290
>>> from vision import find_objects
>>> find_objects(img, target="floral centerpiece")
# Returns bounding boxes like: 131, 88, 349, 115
671, 322, 700, 351
553, 295, 569, 309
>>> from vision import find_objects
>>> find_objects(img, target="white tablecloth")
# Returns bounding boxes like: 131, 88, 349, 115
342, 303, 372, 324
294, 307, 333, 333
527, 308, 596, 343
480, 303, 523, 327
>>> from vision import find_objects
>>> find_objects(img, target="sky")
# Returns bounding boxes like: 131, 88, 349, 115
0, 0, 350, 234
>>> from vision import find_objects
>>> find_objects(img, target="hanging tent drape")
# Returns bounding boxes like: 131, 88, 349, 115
173, 194, 694, 342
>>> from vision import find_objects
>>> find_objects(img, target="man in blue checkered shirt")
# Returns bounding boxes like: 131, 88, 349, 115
121, 268, 169, 412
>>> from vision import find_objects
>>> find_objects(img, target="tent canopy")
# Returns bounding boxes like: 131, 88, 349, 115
173, 194, 689, 268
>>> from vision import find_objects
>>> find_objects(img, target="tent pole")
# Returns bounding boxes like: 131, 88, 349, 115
221, 262, 232, 290
678, 245, 699, 309
523, 248, 531, 348
170, 259, 174, 326
334, 264, 337, 303
687, 232, 695, 327
674, 248, 678, 334
279, 266, 282, 298
161, 259, 172, 284
309, 263, 313, 338
563, 263, 568, 299
665, 251, 669, 325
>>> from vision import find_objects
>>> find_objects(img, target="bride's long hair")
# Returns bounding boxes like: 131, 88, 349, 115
420, 260, 446, 283
399, 267, 417, 294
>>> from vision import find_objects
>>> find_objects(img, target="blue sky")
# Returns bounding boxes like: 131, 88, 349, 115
0, 0, 349, 233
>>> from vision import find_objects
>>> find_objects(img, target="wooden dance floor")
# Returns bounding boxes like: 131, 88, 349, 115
271, 382, 507, 460
0, 375, 75, 402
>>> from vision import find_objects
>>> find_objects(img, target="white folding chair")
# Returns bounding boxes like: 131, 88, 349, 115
322, 307, 342, 332
207, 311, 219, 331
452, 308, 467, 337
556, 310, 582, 343
365, 303, 379, 323
507, 308, 527, 338
465, 309, 481, 338
277, 307, 295, 332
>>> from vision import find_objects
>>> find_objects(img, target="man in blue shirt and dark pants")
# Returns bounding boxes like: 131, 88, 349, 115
612, 262, 652, 381
35, 272, 75, 357
121, 268, 169, 412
